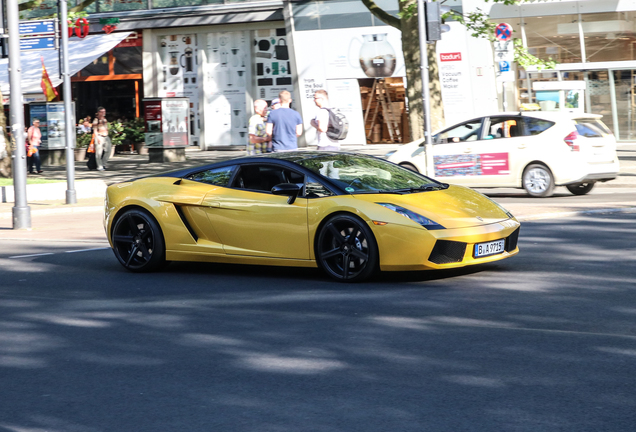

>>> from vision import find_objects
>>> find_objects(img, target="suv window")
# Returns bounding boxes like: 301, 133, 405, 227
574, 119, 610, 137
522, 118, 555, 136
486, 117, 522, 139
188, 165, 236, 186
435, 119, 483, 144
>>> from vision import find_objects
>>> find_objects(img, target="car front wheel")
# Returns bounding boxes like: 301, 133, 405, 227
111, 208, 166, 272
566, 182, 595, 195
523, 164, 555, 198
316, 214, 379, 282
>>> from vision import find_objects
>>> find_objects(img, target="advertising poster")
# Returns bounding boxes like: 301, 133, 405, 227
253, 28, 294, 102
158, 33, 200, 146
434, 153, 509, 177
29, 104, 48, 144
46, 103, 67, 149
292, 26, 405, 146
437, 49, 474, 126
203, 31, 249, 145
143, 99, 163, 148
161, 99, 189, 147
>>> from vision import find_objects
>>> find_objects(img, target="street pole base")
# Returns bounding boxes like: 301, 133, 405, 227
66, 190, 77, 205
12, 205, 32, 230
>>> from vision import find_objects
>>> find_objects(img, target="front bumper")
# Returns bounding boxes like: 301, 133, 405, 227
374, 218, 520, 272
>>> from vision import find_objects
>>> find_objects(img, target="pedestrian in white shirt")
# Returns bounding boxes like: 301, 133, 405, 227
310, 89, 340, 151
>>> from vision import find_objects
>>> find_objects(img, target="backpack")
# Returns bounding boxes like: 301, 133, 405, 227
325, 108, 349, 140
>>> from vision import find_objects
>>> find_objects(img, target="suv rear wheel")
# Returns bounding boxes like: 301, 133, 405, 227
523, 164, 555, 198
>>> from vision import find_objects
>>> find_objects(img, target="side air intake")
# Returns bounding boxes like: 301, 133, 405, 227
505, 228, 520, 252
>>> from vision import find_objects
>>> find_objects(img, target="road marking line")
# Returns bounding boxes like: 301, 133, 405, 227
65, 247, 110, 254
9, 253, 54, 259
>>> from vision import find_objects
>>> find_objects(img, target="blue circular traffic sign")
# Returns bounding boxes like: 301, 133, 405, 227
495, 23, 513, 41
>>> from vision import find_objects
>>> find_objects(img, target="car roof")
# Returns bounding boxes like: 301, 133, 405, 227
147, 151, 381, 180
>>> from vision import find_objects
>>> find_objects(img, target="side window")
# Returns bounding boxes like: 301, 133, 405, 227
232, 164, 304, 193
573, 119, 608, 138
436, 119, 483, 144
522, 118, 555, 136
485, 117, 522, 140
187, 165, 236, 186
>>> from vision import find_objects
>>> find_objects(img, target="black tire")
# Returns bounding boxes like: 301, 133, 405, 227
316, 214, 379, 282
111, 208, 166, 272
400, 162, 419, 173
523, 164, 555, 198
566, 182, 595, 195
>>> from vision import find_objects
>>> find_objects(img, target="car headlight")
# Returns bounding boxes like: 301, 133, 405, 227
377, 203, 445, 230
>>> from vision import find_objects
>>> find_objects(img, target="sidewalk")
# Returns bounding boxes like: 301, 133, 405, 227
1, 143, 635, 242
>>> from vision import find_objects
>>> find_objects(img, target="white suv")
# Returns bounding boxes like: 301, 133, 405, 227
387, 112, 620, 197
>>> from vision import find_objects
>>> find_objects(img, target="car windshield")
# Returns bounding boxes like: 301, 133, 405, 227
295, 154, 444, 193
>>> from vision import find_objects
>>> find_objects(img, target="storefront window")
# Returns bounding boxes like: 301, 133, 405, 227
581, 12, 636, 62
524, 15, 583, 64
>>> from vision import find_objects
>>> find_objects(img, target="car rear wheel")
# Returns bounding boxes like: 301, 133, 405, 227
523, 164, 555, 198
400, 162, 419, 173
566, 182, 595, 195
112, 208, 166, 272
316, 214, 378, 282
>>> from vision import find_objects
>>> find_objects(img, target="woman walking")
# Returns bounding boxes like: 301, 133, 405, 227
26, 119, 43, 174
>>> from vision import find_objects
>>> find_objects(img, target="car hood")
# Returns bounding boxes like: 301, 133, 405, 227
354, 185, 512, 229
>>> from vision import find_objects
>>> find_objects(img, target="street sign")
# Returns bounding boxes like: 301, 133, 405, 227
20, 36, 56, 51
495, 22, 513, 42
499, 61, 510, 72
19, 19, 56, 37
494, 40, 514, 62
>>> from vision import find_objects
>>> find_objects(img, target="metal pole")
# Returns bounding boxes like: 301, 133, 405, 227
59, 0, 76, 204
7, 0, 31, 229
417, 0, 435, 177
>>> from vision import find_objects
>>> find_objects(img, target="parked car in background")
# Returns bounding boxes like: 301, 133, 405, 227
387, 112, 620, 197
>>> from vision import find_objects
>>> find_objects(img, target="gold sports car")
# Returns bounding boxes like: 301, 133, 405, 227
104, 152, 520, 282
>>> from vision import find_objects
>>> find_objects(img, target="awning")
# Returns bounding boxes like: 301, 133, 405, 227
0, 31, 133, 98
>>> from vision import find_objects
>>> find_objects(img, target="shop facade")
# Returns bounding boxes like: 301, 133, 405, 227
487, 0, 636, 141
21, 0, 409, 149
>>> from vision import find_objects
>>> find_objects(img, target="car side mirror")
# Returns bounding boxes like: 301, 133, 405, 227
271, 183, 301, 205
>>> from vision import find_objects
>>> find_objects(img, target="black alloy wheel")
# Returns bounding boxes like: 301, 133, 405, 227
566, 182, 595, 195
111, 208, 166, 272
316, 214, 379, 282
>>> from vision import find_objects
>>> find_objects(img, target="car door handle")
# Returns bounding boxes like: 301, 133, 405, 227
518, 144, 526, 149
464, 148, 472, 153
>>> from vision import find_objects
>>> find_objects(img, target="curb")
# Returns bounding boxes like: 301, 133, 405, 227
516, 206, 636, 222
0, 179, 107, 203
0, 205, 103, 220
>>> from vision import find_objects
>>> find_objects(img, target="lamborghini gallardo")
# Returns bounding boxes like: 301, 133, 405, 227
104, 152, 520, 282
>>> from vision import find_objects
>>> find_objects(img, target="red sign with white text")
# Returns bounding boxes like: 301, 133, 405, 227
440, 52, 462, 62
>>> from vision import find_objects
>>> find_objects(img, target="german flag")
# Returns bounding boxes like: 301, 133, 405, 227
40, 56, 58, 101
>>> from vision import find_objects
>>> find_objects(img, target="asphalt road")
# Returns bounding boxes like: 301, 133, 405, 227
1, 213, 635, 432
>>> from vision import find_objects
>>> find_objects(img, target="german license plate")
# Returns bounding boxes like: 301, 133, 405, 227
474, 239, 505, 258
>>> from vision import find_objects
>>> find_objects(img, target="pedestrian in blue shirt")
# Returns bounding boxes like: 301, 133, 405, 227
266, 91, 303, 152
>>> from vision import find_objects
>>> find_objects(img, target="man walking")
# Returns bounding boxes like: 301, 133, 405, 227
248, 99, 270, 154
266, 91, 303, 152
92, 106, 112, 171
310, 89, 340, 151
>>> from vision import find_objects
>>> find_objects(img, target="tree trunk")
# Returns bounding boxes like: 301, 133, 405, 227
400, 0, 445, 142
0, 89, 11, 178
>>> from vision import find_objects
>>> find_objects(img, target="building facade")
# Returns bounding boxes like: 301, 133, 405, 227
19, 0, 636, 147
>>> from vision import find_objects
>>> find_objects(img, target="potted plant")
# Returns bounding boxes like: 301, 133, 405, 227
109, 120, 127, 155
123, 117, 147, 155
75, 132, 92, 161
